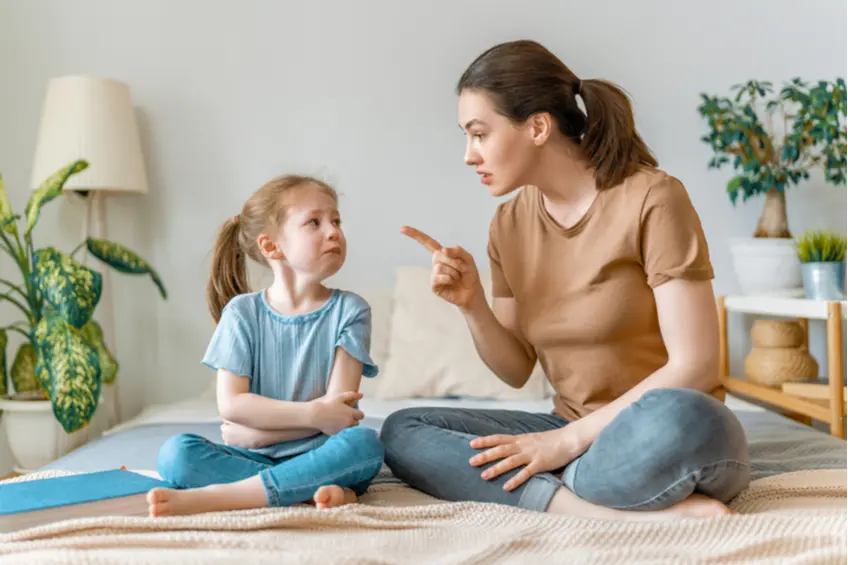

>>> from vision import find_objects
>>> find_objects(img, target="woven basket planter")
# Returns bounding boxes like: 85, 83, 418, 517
745, 320, 819, 387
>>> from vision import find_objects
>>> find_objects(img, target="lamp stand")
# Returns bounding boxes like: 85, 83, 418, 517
79, 191, 120, 429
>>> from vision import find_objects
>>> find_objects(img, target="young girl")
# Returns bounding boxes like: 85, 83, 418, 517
147, 174, 384, 516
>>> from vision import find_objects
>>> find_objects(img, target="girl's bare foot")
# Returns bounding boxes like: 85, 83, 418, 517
313, 485, 357, 509
546, 487, 732, 521
147, 476, 268, 517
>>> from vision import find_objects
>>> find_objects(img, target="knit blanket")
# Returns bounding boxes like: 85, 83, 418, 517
0, 469, 845, 564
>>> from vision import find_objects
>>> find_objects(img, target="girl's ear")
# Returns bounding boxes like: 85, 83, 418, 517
257, 234, 284, 261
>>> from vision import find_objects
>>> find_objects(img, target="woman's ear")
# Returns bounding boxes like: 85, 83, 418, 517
528, 112, 553, 146
257, 234, 284, 261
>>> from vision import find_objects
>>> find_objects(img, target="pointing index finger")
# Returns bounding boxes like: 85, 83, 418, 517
401, 225, 443, 253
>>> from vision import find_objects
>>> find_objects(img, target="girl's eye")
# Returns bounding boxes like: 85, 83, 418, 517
307, 219, 319, 227
332, 218, 342, 227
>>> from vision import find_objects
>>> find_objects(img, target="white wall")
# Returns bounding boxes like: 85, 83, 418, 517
0, 0, 845, 473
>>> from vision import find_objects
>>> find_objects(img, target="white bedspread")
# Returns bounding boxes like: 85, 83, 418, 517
1, 468, 844, 564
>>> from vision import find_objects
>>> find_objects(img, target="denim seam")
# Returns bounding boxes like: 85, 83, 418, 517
263, 455, 384, 504
610, 458, 750, 510
260, 470, 280, 506
435, 428, 477, 440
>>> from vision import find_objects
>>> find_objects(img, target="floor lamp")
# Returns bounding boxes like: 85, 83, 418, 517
29, 76, 149, 431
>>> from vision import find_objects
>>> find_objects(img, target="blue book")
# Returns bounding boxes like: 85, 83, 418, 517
0, 469, 174, 532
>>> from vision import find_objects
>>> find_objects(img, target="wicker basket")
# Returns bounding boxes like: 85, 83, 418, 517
745, 320, 818, 387
750, 320, 806, 348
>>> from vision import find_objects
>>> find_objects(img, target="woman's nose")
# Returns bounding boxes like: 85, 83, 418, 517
464, 143, 481, 166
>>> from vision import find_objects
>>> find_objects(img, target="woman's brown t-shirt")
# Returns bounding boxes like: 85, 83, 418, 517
487, 168, 715, 421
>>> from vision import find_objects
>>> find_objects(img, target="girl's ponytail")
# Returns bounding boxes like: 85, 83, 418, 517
206, 215, 249, 323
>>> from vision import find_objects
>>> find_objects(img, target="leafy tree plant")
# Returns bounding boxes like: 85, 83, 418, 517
698, 78, 846, 238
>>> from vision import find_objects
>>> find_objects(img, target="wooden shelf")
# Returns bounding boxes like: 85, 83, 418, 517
782, 379, 847, 402
718, 296, 846, 439
724, 377, 832, 422
724, 295, 847, 321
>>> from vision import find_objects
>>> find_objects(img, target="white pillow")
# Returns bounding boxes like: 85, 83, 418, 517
376, 266, 551, 400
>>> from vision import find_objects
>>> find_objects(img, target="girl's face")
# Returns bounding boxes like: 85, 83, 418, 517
272, 186, 346, 279
458, 89, 539, 197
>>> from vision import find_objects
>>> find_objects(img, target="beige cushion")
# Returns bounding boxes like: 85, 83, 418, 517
375, 267, 551, 400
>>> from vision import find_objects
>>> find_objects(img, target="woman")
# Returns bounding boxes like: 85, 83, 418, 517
381, 40, 750, 521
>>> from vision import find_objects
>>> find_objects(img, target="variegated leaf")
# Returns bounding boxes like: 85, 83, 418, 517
81, 319, 119, 384
25, 160, 88, 236
10, 342, 40, 393
86, 238, 167, 299
31, 247, 102, 329
0, 329, 6, 397
0, 174, 18, 235
33, 310, 101, 433
34, 354, 52, 398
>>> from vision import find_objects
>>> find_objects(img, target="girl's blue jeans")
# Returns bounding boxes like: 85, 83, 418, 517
157, 426, 384, 506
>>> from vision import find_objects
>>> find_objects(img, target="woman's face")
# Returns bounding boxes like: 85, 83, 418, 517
458, 89, 538, 197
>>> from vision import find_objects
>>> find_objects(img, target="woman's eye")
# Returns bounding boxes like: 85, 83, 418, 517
307, 219, 319, 227
332, 218, 342, 227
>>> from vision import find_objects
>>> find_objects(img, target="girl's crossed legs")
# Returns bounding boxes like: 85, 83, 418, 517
148, 425, 384, 516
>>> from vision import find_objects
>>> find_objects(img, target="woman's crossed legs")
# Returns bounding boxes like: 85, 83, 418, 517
381, 388, 750, 520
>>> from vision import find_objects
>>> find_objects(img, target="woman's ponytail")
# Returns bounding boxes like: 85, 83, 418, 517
579, 79, 657, 188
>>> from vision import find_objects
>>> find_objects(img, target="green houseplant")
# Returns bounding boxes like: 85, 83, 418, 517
697, 78, 847, 296
698, 78, 846, 238
0, 160, 167, 436
795, 229, 846, 300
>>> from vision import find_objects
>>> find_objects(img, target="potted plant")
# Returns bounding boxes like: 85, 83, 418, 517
795, 229, 846, 300
0, 160, 166, 471
698, 78, 847, 296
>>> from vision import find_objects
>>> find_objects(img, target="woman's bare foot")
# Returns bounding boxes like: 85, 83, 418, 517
663, 493, 734, 518
313, 485, 357, 509
147, 476, 268, 517
546, 487, 732, 521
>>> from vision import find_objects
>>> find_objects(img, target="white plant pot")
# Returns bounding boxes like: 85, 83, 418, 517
0, 397, 94, 473
729, 237, 804, 297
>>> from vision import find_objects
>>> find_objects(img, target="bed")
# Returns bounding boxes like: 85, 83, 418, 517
1, 394, 845, 564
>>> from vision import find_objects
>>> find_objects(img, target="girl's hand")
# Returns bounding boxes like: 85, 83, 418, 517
221, 420, 269, 449
469, 424, 594, 491
310, 391, 365, 436
401, 226, 484, 311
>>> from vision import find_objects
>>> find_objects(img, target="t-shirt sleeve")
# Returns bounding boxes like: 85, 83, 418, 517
488, 214, 514, 298
336, 297, 378, 378
640, 175, 715, 288
201, 306, 254, 378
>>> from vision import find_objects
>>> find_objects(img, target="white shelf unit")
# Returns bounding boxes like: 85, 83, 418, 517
724, 296, 848, 321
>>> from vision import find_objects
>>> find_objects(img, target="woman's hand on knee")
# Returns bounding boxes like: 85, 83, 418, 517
468, 425, 593, 491
401, 226, 483, 311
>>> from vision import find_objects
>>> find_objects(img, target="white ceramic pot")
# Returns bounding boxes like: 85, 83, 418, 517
0, 396, 93, 473
729, 237, 804, 297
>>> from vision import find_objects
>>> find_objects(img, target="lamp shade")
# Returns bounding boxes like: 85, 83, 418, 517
30, 76, 148, 193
